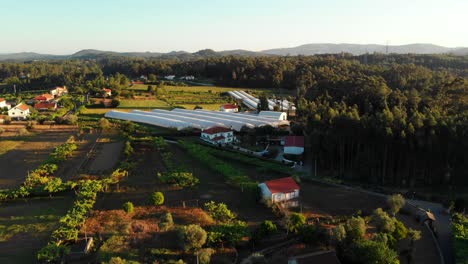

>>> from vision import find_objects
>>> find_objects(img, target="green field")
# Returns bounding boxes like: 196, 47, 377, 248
118, 99, 169, 109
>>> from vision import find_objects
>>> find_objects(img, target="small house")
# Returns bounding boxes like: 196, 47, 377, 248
34, 93, 54, 102
220, 104, 239, 113
34, 102, 57, 111
50, 86, 68, 97
258, 177, 300, 205
102, 88, 112, 97
284, 136, 305, 155
0, 98, 11, 109
164, 75, 176, 80
201, 126, 234, 145
180, 75, 195, 80
8, 103, 30, 120
258, 111, 287, 120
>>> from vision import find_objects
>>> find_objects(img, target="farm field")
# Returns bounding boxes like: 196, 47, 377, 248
117, 98, 169, 109
0, 131, 74, 189
0, 196, 74, 264
0, 140, 24, 156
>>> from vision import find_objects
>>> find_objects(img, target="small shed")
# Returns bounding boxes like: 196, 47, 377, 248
258, 111, 288, 121
258, 177, 300, 204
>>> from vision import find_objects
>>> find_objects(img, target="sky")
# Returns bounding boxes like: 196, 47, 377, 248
1, 0, 467, 54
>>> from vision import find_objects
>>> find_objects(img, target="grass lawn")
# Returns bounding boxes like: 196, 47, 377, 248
0, 195, 74, 263
118, 99, 169, 109
0, 140, 24, 156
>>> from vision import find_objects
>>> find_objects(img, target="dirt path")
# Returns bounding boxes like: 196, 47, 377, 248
0, 131, 74, 189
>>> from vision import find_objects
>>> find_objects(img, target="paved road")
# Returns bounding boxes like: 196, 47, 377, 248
408, 199, 454, 264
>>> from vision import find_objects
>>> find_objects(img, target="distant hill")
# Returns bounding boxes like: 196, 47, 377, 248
261, 43, 467, 56
0, 43, 466, 61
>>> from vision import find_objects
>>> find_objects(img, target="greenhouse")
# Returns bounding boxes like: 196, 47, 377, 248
228, 90, 296, 111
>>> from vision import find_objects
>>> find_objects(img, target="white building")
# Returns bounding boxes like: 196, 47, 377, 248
220, 104, 238, 113
258, 111, 288, 121
258, 177, 300, 205
8, 103, 30, 120
180, 75, 195, 80
164, 75, 176, 80
284, 136, 305, 155
200, 126, 234, 145
102, 88, 112, 97
0, 98, 11, 109
50, 86, 68, 97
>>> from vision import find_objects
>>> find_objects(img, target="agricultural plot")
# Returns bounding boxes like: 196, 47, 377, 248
117, 99, 169, 109
0, 131, 74, 188
0, 196, 74, 264
0, 140, 24, 156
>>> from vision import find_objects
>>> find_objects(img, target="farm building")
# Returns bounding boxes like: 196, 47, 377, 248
220, 104, 239, 112
201, 126, 235, 145
164, 75, 176, 80
8, 103, 30, 119
105, 108, 289, 131
34, 93, 54, 102
284, 136, 305, 155
258, 111, 287, 120
228, 90, 296, 111
0, 98, 11, 109
34, 102, 57, 111
50, 86, 68, 97
258, 177, 300, 206
102, 88, 112, 97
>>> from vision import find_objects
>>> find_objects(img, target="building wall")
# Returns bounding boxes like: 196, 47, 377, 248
8, 108, 30, 119
258, 183, 272, 201
272, 189, 299, 202
284, 146, 304, 155
220, 107, 238, 113
201, 131, 234, 144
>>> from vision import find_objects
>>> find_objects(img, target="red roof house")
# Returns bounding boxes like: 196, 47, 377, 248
220, 104, 239, 112
202, 126, 233, 135
34, 94, 54, 102
284, 136, 305, 155
34, 102, 57, 111
258, 177, 300, 203
102, 88, 112, 96
201, 126, 234, 144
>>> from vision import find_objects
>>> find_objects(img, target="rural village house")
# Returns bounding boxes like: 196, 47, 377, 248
220, 103, 239, 113
34, 102, 57, 111
0, 98, 11, 109
34, 93, 54, 102
258, 177, 300, 207
284, 136, 305, 155
50, 86, 68, 97
201, 126, 235, 145
102, 88, 112, 97
8, 103, 30, 119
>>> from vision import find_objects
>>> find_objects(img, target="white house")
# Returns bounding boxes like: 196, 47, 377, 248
0, 98, 11, 109
258, 177, 300, 206
220, 104, 238, 113
284, 136, 305, 155
258, 111, 288, 121
102, 88, 112, 97
164, 75, 176, 80
201, 126, 234, 145
180, 75, 195, 80
8, 103, 30, 120
50, 86, 68, 97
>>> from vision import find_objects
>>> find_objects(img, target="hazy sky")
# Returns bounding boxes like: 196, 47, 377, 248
1, 0, 467, 54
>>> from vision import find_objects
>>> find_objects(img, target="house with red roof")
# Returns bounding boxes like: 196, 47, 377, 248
34, 102, 57, 111
50, 86, 68, 97
8, 103, 30, 120
34, 93, 54, 102
258, 177, 300, 206
220, 103, 239, 113
102, 88, 112, 97
201, 126, 234, 145
0, 98, 11, 110
284, 136, 305, 155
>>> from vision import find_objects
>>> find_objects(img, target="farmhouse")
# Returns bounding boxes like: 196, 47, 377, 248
34, 93, 54, 102
164, 75, 176, 80
258, 177, 300, 206
34, 102, 57, 111
258, 111, 288, 121
220, 104, 238, 113
8, 103, 30, 119
201, 126, 235, 145
0, 98, 11, 109
50, 86, 68, 97
284, 136, 305, 155
102, 88, 112, 97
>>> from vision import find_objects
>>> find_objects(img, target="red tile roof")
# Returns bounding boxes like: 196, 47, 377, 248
264, 177, 299, 194
34, 102, 57, 109
285, 136, 305, 148
102, 88, 112, 93
222, 104, 238, 109
202, 126, 232, 135
0, 98, 5, 103
34, 94, 54, 101
15, 103, 30, 111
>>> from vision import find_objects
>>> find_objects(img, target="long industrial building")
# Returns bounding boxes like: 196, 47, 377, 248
105, 109, 290, 131
228, 90, 296, 111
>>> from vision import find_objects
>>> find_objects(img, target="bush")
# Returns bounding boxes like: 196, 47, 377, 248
151, 191, 164, 205
207, 221, 248, 247
123, 201, 134, 214
346, 239, 399, 264
65, 114, 78, 125
37, 243, 70, 262
159, 212, 174, 231
178, 224, 207, 251
372, 208, 395, 233
286, 213, 306, 234
257, 220, 277, 239
158, 171, 199, 188
124, 141, 133, 158
204, 201, 236, 223
99, 118, 111, 130
3, 116, 11, 125
345, 216, 366, 242
198, 248, 215, 264
387, 194, 405, 216
110, 99, 120, 108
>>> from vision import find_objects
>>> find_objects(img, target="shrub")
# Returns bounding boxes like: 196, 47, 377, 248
177, 224, 207, 251
124, 141, 133, 158
332, 224, 347, 243
151, 191, 164, 205
387, 194, 405, 216
159, 212, 174, 231
198, 248, 215, 264
3, 116, 11, 125
37, 243, 70, 262
110, 99, 120, 108
65, 114, 78, 125
123, 201, 134, 214
158, 171, 199, 188
345, 216, 366, 242
286, 213, 306, 234
257, 220, 277, 239
392, 219, 407, 241
17, 127, 28, 136
204, 201, 236, 223
99, 118, 111, 130
26, 121, 36, 129
346, 239, 399, 264
372, 208, 395, 233
207, 221, 248, 247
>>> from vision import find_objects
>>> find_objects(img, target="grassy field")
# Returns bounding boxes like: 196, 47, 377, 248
0, 196, 74, 263
0, 140, 24, 156
118, 99, 169, 109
